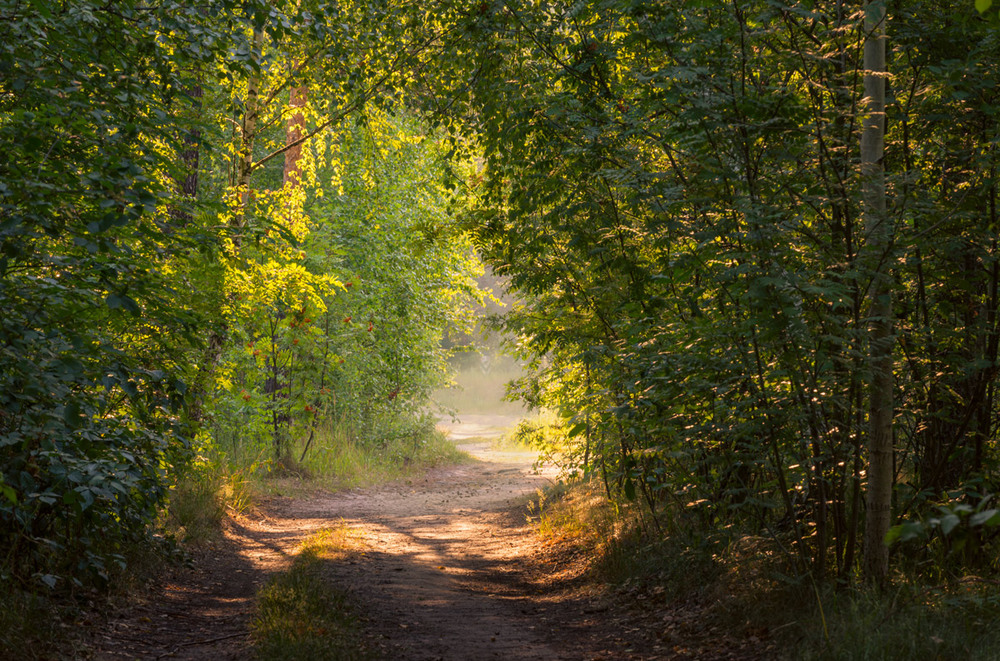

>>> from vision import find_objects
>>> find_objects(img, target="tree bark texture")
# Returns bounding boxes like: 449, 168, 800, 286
861, 0, 893, 585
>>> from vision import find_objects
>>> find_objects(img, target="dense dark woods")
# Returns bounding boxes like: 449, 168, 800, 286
4, 0, 1000, 652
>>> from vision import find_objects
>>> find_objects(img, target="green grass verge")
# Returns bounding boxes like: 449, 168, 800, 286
299, 425, 469, 490
199, 418, 471, 501
251, 528, 369, 661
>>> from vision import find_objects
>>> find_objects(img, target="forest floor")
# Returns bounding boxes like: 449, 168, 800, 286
83, 414, 772, 660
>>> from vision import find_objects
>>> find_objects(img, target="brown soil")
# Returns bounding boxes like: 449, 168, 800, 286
83, 417, 772, 660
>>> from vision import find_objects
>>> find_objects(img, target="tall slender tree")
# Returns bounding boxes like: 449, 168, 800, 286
861, 0, 892, 585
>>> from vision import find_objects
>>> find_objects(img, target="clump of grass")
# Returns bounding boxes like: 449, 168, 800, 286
162, 453, 257, 543
163, 473, 224, 544
526, 481, 608, 542
251, 527, 369, 661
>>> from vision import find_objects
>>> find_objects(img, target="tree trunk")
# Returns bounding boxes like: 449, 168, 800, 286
861, 0, 893, 586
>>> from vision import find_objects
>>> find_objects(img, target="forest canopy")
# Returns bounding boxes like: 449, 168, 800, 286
2, 0, 1000, 597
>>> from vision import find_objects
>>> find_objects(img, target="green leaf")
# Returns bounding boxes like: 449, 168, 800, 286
622, 477, 636, 501
970, 509, 1000, 528
0, 484, 16, 505
885, 520, 926, 545
63, 400, 82, 428
940, 513, 961, 536
976, 0, 993, 14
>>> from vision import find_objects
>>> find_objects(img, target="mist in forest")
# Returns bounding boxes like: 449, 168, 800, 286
434, 352, 526, 418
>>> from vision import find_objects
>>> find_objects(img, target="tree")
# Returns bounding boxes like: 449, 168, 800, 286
412, 0, 1000, 582
0, 0, 235, 587
861, 0, 892, 584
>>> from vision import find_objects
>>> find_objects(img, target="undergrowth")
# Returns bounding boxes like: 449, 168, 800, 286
525, 479, 1000, 660
251, 527, 369, 660
1, 454, 212, 660
0, 530, 177, 660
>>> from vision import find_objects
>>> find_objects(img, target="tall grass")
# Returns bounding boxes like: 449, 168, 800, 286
296, 419, 469, 490
196, 413, 470, 503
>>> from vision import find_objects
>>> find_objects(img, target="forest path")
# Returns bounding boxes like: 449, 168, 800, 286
283, 424, 590, 660
87, 416, 718, 660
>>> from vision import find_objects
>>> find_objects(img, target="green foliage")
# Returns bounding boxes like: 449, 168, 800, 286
305, 112, 482, 448
0, 0, 228, 591
0, 0, 482, 601
886, 491, 1000, 574
411, 0, 1000, 582
509, 414, 576, 473
203, 108, 482, 464
10, 0, 1000, 627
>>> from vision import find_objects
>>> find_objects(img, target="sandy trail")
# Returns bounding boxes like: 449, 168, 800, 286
268, 413, 588, 660
280, 441, 569, 660
86, 414, 770, 660
88, 414, 630, 660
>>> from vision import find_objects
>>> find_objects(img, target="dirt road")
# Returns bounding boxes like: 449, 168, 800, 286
87, 414, 773, 660
283, 437, 584, 660
87, 415, 642, 660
